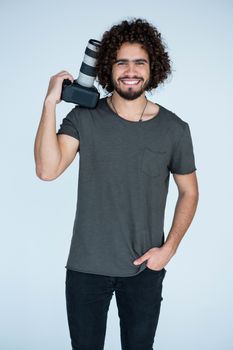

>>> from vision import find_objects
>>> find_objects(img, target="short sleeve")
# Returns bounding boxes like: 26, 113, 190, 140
56, 107, 80, 141
169, 122, 197, 174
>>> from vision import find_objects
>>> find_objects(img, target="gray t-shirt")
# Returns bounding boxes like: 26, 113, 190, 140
56, 96, 197, 277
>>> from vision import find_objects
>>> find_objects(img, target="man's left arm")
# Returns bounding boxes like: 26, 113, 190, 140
133, 171, 199, 270
163, 170, 199, 254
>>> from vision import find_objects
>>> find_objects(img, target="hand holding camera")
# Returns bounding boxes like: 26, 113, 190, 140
45, 39, 101, 108
45, 71, 74, 105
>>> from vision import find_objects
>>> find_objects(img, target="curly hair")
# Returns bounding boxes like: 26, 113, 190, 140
96, 18, 172, 93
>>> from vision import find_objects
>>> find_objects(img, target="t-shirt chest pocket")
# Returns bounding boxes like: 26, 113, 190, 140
141, 148, 167, 177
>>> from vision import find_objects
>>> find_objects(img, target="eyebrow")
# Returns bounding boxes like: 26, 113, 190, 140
114, 59, 149, 63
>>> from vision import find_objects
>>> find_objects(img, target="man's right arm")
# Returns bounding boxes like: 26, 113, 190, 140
34, 71, 79, 181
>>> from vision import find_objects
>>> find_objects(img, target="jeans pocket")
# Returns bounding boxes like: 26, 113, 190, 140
146, 266, 165, 273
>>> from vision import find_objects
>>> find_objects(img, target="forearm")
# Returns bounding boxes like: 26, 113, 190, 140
163, 192, 199, 256
34, 98, 61, 179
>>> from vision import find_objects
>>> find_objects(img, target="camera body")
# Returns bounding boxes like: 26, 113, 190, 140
61, 79, 99, 108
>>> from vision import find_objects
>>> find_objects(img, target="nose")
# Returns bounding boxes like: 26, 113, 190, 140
124, 62, 137, 75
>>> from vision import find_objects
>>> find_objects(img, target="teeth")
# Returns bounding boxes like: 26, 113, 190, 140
121, 80, 140, 85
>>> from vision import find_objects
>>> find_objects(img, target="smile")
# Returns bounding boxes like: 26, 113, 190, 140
120, 79, 141, 85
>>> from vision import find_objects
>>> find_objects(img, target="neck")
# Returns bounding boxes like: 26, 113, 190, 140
110, 92, 147, 118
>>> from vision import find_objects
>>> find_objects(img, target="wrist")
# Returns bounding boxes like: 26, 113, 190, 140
44, 96, 57, 107
162, 241, 177, 257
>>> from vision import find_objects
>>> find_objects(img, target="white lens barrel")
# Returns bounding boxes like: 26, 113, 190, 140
76, 39, 101, 88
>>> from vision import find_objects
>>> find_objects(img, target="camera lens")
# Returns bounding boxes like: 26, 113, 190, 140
75, 39, 101, 88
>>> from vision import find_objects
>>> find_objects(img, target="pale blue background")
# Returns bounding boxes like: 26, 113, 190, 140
1, 0, 233, 349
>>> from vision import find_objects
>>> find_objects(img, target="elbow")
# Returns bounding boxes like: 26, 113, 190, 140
179, 190, 199, 200
35, 167, 57, 181
178, 189, 199, 205
38, 175, 55, 182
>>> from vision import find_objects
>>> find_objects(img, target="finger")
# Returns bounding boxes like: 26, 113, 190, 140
57, 70, 70, 75
58, 73, 74, 82
134, 253, 150, 264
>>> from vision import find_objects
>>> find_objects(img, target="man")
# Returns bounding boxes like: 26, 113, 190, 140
34, 18, 199, 350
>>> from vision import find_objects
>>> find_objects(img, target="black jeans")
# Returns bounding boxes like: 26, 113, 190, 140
65, 266, 167, 350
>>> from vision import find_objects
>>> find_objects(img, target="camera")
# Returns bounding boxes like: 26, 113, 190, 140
61, 39, 101, 108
